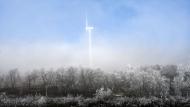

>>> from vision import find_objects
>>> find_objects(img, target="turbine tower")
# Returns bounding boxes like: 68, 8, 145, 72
85, 16, 94, 67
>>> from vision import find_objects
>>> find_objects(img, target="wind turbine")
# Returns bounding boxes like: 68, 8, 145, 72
85, 16, 94, 67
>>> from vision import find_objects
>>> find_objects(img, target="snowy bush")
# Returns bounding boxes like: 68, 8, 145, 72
95, 87, 112, 100
33, 96, 47, 105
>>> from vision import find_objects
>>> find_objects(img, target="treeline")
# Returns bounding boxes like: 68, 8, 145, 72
0, 64, 190, 98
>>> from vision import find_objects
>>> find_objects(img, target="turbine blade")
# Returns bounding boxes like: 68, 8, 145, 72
85, 14, 88, 30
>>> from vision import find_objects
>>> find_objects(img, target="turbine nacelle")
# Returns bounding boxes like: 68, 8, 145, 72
86, 26, 94, 31
85, 15, 94, 31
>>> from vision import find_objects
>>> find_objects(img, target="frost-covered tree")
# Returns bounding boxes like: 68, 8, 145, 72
183, 72, 190, 86
161, 65, 178, 96
0, 65, 188, 98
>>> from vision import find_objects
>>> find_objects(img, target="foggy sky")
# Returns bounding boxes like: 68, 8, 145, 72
0, 0, 190, 72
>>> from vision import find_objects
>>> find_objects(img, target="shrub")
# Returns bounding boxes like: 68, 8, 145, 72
95, 87, 112, 100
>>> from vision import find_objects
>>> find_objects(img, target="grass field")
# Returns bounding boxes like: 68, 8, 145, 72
0, 96, 190, 107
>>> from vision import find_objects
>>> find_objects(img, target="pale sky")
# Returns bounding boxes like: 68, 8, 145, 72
0, 0, 190, 72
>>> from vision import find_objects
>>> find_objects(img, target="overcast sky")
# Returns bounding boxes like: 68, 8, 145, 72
0, 0, 190, 72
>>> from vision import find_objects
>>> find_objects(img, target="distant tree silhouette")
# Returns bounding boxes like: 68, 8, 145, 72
0, 65, 189, 98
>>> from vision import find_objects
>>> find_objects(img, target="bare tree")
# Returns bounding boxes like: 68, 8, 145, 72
0, 73, 5, 89
8, 69, 20, 89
